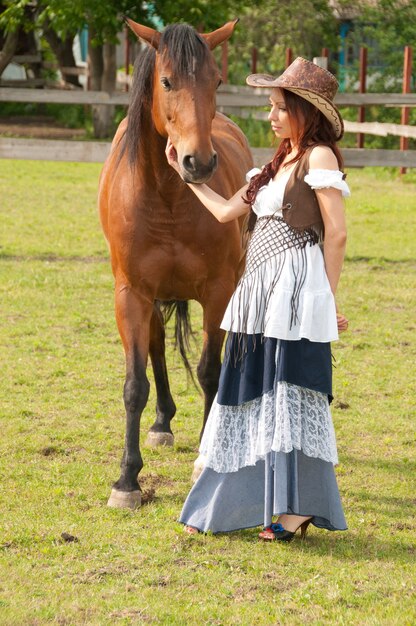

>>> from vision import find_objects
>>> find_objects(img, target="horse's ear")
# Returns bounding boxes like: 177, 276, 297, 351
125, 17, 161, 49
201, 18, 239, 50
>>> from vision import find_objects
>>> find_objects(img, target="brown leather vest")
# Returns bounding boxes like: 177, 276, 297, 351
281, 148, 324, 232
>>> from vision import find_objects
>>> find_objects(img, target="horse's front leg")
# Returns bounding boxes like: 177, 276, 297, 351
146, 305, 176, 447
107, 284, 153, 509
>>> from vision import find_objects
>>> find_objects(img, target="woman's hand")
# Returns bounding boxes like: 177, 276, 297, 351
165, 138, 181, 174
337, 312, 349, 333
165, 136, 249, 223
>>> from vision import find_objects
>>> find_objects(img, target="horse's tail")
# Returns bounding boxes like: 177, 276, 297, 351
156, 300, 197, 387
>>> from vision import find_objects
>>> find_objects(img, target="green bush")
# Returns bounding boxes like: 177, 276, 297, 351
0, 101, 90, 130
228, 114, 274, 148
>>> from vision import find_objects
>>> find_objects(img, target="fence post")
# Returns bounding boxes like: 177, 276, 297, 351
357, 47, 367, 149
221, 41, 228, 84
251, 47, 258, 74
124, 27, 130, 92
400, 46, 412, 175
313, 57, 328, 69
285, 48, 293, 68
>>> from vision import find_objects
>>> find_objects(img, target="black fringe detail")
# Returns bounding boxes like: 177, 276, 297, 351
226, 216, 319, 365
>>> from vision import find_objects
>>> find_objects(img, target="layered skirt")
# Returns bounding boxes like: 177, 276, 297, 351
179, 217, 347, 534
179, 333, 347, 533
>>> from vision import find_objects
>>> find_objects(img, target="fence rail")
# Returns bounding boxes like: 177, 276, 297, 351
0, 85, 415, 167
1, 137, 415, 168
341, 120, 416, 139
1, 86, 416, 107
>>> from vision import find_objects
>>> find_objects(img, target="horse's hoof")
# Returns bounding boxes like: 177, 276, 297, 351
146, 431, 174, 447
191, 455, 206, 483
107, 488, 141, 510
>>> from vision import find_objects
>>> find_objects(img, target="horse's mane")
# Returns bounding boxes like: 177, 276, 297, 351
124, 23, 210, 166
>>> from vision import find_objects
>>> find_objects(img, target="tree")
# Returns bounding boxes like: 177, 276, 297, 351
330, 0, 416, 90
0, 0, 344, 136
0, 1, 37, 76
0, 0, 145, 134
0, 25, 19, 76
354, 0, 415, 86
0, 0, 82, 85
224, 1, 340, 83
150, 0, 244, 30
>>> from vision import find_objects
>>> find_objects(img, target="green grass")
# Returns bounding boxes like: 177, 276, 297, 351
0, 160, 415, 625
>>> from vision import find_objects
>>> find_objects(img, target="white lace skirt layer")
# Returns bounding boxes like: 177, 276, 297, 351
221, 243, 338, 342
199, 381, 338, 475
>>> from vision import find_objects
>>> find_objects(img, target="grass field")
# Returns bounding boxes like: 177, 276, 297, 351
0, 160, 415, 625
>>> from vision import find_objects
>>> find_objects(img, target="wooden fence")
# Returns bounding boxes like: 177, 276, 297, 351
0, 86, 415, 167
1, 137, 415, 169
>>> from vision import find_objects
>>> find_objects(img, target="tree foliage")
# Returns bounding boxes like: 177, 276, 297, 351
329, 0, 415, 90
351, 0, 416, 86
225, 0, 339, 83
0, 0, 246, 45
1, 0, 414, 137
1, 0, 413, 82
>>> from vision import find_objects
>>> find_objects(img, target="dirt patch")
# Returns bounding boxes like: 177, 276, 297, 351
139, 472, 175, 504
0, 115, 87, 139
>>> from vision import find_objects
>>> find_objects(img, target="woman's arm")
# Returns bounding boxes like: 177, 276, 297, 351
316, 186, 347, 295
165, 139, 249, 223
310, 146, 348, 331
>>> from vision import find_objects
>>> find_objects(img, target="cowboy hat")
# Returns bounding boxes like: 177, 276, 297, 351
246, 57, 344, 139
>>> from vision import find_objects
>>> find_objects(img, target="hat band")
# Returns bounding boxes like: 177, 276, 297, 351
282, 87, 343, 138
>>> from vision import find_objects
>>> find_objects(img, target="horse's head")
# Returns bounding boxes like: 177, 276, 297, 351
126, 18, 238, 184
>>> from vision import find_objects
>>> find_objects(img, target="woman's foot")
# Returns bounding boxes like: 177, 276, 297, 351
184, 525, 199, 535
259, 514, 312, 542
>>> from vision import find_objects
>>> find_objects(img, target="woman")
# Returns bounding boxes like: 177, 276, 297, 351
166, 57, 350, 541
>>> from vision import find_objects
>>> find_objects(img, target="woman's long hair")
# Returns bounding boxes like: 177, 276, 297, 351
244, 89, 344, 231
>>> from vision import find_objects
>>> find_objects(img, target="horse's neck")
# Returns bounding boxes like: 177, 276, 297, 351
130, 125, 187, 208
138, 125, 169, 180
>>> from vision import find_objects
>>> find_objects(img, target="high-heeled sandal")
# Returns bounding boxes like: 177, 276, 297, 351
259, 518, 312, 542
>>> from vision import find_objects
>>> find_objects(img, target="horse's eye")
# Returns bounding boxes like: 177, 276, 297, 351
161, 77, 172, 90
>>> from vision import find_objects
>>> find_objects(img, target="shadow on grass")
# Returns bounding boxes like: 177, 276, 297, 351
219, 526, 416, 563
339, 455, 416, 519
340, 454, 415, 473
346, 255, 416, 265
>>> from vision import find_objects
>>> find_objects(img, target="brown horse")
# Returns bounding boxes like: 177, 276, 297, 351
98, 18, 253, 509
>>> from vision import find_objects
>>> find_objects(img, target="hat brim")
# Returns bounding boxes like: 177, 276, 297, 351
246, 74, 344, 140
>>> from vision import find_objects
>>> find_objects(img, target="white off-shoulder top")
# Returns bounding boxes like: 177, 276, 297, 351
246, 166, 350, 218
220, 168, 350, 343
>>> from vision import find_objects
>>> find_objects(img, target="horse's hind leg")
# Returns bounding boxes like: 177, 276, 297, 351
146, 306, 176, 447
196, 290, 231, 438
107, 287, 152, 509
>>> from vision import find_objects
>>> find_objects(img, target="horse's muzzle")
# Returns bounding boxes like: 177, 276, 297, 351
182, 152, 218, 183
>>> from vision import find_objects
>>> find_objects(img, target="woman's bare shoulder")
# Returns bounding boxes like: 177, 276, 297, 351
309, 145, 338, 170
